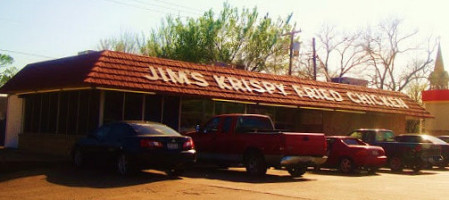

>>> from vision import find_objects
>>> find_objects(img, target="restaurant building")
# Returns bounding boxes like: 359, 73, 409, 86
0, 50, 431, 155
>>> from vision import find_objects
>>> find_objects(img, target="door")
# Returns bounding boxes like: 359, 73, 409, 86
214, 116, 237, 161
193, 116, 221, 160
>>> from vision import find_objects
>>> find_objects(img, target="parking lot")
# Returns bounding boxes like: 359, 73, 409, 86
1, 157, 448, 200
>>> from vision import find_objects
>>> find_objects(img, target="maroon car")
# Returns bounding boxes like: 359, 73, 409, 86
318, 136, 387, 174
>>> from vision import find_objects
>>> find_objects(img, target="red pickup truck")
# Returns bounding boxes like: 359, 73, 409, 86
188, 114, 328, 177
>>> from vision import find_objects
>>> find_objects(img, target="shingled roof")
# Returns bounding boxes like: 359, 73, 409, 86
0, 50, 431, 118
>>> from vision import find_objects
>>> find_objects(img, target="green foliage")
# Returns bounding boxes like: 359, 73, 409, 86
0, 54, 13, 68
142, 3, 295, 73
0, 53, 17, 86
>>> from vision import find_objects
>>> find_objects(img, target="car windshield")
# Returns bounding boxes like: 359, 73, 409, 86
129, 123, 181, 136
376, 131, 395, 142
440, 137, 449, 143
342, 138, 364, 145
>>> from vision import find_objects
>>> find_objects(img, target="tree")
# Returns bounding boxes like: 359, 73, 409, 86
0, 54, 13, 68
0, 53, 18, 86
98, 32, 146, 54
101, 3, 296, 74
314, 24, 372, 82
362, 18, 436, 91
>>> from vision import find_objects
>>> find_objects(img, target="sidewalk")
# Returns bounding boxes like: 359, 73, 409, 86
0, 147, 70, 173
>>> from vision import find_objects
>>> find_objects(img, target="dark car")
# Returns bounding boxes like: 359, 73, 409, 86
72, 121, 196, 176
319, 136, 386, 174
349, 129, 442, 172
395, 134, 449, 168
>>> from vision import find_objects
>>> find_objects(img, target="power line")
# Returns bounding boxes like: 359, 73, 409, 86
101, 0, 200, 18
130, 0, 202, 15
149, 0, 203, 12
0, 49, 55, 59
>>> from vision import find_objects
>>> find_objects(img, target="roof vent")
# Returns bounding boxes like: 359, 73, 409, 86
331, 77, 368, 87
78, 50, 97, 55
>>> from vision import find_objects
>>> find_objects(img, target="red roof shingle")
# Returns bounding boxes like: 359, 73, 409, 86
0, 50, 431, 118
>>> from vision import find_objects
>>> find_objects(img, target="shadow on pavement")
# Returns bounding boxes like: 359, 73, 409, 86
309, 168, 381, 177
182, 165, 315, 184
1, 163, 178, 188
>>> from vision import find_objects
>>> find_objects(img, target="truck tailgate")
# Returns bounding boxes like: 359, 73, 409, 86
282, 132, 327, 156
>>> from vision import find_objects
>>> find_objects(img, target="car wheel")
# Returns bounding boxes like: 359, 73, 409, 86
244, 152, 267, 176
389, 157, 403, 172
73, 148, 84, 168
117, 153, 131, 175
439, 162, 448, 169
339, 158, 354, 174
287, 165, 307, 177
412, 164, 422, 173
166, 168, 185, 177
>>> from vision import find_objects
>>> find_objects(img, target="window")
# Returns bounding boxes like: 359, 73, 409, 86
124, 93, 143, 121
349, 131, 362, 139
103, 91, 124, 123
144, 95, 162, 122
235, 116, 273, 133
129, 123, 180, 136
203, 117, 220, 134
215, 101, 245, 114
222, 117, 233, 133
22, 90, 100, 135
342, 138, 362, 145
376, 131, 395, 142
180, 98, 214, 133
107, 123, 134, 141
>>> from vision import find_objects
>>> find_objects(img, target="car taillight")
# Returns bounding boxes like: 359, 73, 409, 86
140, 139, 163, 149
183, 138, 194, 150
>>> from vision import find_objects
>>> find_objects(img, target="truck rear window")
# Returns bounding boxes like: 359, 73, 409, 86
376, 131, 395, 142
235, 116, 274, 133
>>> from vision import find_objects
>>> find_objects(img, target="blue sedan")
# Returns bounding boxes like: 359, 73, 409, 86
72, 121, 196, 176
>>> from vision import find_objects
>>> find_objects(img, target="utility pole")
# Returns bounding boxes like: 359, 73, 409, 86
282, 28, 301, 75
312, 37, 317, 80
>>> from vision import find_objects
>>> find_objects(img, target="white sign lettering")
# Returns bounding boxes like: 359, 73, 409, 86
144, 65, 408, 109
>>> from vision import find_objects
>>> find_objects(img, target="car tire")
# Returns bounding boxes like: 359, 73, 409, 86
339, 158, 354, 174
244, 152, 267, 176
73, 148, 85, 168
117, 153, 132, 175
166, 168, 185, 177
412, 165, 422, 173
438, 161, 448, 169
287, 165, 307, 177
389, 157, 403, 172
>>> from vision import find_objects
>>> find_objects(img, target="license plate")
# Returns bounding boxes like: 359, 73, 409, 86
167, 143, 179, 149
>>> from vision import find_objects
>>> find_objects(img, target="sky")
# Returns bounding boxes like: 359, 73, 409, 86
1, 0, 448, 71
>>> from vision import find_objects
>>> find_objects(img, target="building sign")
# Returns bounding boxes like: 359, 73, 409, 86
144, 66, 408, 109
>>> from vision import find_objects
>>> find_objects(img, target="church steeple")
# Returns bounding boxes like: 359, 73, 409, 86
429, 44, 449, 90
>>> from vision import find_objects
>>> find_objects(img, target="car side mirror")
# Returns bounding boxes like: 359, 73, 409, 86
195, 125, 201, 133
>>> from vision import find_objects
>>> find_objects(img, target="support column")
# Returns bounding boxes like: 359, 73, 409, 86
5, 95, 23, 148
